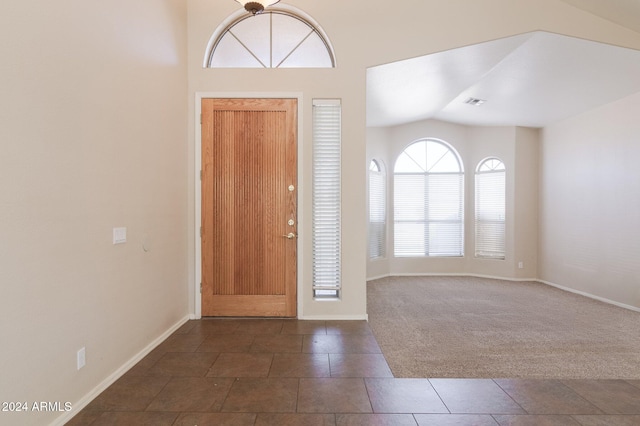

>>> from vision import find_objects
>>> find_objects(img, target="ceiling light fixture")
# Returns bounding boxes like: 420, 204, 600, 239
235, 0, 280, 15
465, 97, 486, 106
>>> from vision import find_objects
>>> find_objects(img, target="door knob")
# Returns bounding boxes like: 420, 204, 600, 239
282, 233, 297, 239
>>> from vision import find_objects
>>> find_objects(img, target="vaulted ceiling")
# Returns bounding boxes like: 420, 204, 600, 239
366, 2, 640, 129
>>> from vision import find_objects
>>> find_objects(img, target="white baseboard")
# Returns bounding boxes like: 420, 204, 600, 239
299, 314, 369, 321
465, 273, 538, 282
366, 273, 391, 281
538, 279, 640, 313
369, 272, 538, 282
52, 315, 191, 426
367, 273, 640, 313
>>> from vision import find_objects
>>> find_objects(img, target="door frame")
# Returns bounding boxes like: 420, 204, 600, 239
194, 92, 304, 319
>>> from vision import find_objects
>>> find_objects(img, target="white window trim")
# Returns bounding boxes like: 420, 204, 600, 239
203, 4, 336, 68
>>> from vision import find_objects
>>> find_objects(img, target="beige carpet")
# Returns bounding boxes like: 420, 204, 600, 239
367, 276, 640, 379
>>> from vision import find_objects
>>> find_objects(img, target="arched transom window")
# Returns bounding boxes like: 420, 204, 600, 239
394, 139, 464, 257
204, 5, 336, 68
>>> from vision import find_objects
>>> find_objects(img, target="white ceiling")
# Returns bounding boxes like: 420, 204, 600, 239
366, 31, 640, 128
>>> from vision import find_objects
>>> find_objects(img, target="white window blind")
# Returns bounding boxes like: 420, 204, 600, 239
312, 99, 341, 298
475, 158, 506, 259
369, 160, 386, 259
394, 139, 464, 257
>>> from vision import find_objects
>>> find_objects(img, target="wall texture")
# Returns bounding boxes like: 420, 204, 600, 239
0, 1, 189, 425
539, 91, 640, 309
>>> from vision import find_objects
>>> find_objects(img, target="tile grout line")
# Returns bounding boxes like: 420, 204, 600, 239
559, 380, 611, 415
626, 379, 640, 390
295, 377, 300, 414
491, 378, 530, 415
555, 379, 606, 415
362, 377, 375, 414
426, 379, 453, 415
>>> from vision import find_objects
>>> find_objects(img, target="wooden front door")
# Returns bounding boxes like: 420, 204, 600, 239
201, 98, 297, 317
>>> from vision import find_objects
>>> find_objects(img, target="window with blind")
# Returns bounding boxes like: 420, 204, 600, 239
312, 99, 341, 298
394, 139, 464, 257
475, 158, 506, 259
369, 160, 386, 259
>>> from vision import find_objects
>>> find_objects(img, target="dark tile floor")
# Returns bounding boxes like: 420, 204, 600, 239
67, 319, 640, 425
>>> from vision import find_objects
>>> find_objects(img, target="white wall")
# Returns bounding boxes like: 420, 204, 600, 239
539, 91, 640, 309
0, 1, 189, 425
514, 127, 540, 279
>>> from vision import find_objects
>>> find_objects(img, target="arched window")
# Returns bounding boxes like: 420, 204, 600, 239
394, 139, 464, 257
204, 5, 336, 68
369, 160, 386, 259
475, 158, 506, 259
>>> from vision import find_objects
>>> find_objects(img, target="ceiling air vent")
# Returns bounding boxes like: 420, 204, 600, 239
465, 97, 486, 106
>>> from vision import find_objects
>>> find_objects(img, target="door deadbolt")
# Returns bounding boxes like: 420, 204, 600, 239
288, 219, 295, 226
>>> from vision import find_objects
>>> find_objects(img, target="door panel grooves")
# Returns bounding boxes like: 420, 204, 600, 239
202, 99, 297, 316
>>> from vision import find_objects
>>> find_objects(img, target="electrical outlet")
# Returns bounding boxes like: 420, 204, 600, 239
518, 261, 524, 269
77, 347, 86, 370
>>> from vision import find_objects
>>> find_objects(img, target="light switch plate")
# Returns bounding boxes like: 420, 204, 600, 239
77, 347, 86, 370
113, 227, 127, 244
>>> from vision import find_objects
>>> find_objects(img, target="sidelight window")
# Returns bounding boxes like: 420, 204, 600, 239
312, 99, 341, 298
369, 160, 386, 259
475, 158, 506, 259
